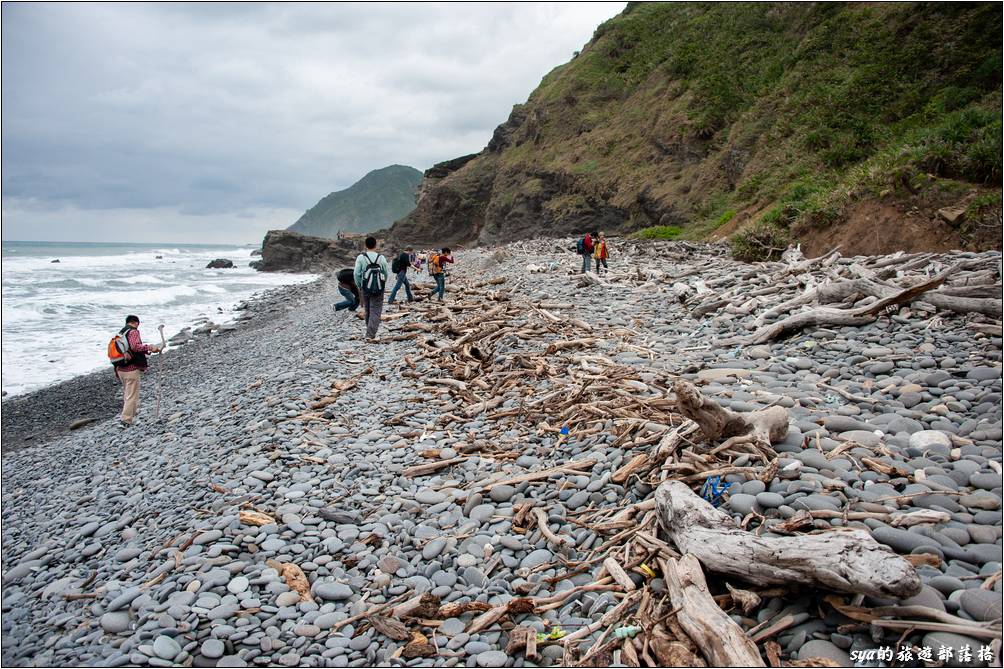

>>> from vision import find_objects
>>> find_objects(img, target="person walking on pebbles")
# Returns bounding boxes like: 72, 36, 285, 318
334, 268, 361, 318
593, 231, 609, 274
576, 232, 594, 273
429, 247, 454, 302
354, 236, 389, 340
388, 246, 416, 305
113, 315, 162, 426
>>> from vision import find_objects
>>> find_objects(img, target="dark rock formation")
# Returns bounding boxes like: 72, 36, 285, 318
252, 230, 357, 273
206, 259, 235, 269
424, 154, 480, 180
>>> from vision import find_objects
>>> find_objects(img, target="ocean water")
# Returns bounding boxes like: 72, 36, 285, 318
1, 241, 318, 397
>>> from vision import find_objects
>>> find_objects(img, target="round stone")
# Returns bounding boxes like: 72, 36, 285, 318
227, 576, 250, 595
100, 611, 131, 634
468, 504, 495, 524
476, 650, 509, 667
440, 618, 466, 636
520, 549, 553, 570
488, 485, 516, 503
152, 635, 182, 661
416, 489, 446, 505
960, 589, 1002, 622
755, 492, 784, 508
201, 639, 225, 659
314, 582, 353, 601
565, 490, 590, 510
909, 430, 953, 452
727, 493, 757, 516
797, 640, 850, 665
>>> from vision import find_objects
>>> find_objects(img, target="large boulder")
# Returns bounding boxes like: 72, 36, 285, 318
206, 258, 234, 269
252, 230, 357, 273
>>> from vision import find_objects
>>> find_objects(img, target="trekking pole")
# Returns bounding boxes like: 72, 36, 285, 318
156, 324, 167, 420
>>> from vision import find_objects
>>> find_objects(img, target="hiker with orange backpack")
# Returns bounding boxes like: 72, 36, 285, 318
428, 247, 454, 302
107, 315, 162, 426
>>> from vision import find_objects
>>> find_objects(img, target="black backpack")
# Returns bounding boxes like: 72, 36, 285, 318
391, 253, 406, 274
361, 252, 386, 295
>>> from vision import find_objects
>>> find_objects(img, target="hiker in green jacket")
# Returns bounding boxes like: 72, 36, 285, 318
353, 236, 390, 340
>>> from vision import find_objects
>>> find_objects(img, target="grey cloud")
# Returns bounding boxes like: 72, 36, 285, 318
2, 2, 624, 241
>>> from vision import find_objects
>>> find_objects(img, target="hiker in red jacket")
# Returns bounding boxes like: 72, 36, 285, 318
578, 233, 594, 273
115, 315, 162, 425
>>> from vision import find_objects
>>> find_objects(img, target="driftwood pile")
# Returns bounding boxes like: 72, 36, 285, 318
677, 244, 1001, 342
330, 240, 1002, 667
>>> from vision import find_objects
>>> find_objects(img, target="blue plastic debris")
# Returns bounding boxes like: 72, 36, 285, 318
700, 475, 733, 507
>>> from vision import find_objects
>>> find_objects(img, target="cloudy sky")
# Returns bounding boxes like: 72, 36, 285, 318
2, 2, 624, 244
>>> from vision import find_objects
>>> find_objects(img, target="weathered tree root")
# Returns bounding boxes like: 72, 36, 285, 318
735, 263, 960, 344
655, 481, 923, 599
673, 379, 788, 446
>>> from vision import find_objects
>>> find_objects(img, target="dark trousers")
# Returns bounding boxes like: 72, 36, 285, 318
388, 271, 413, 303
361, 292, 384, 338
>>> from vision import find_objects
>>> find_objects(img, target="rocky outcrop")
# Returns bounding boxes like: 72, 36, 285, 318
206, 259, 235, 269
423, 154, 481, 180
413, 154, 481, 210
252, 230, 357, 273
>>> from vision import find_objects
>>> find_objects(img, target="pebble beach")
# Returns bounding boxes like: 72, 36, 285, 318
1, 240, 1001, 668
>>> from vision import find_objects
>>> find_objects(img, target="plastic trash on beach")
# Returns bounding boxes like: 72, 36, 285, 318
535, 627, 567, 643
700, 475, 733, 507
555, 425, 571, 446
614, 625, 643, 639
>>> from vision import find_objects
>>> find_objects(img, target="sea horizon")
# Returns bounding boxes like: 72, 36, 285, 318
3, 239, 260, 248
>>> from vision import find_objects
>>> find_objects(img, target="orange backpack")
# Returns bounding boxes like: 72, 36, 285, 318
428, 253, 442, 275
107, 331, 131, 366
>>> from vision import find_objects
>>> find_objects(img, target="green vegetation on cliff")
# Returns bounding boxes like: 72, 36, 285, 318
289, 165, 422, 238
391, 2, 1001, 257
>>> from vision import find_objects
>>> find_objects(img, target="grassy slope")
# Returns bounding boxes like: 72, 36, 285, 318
485, 2, 1001, 256
289, 165, 423, 237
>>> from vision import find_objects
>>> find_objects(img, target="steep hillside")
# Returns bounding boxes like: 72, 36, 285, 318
290, 165, 422, 238
388, 2, 1002, 257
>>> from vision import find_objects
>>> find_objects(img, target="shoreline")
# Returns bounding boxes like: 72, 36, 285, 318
0, 275, 330, 452
0, 240, 316, 401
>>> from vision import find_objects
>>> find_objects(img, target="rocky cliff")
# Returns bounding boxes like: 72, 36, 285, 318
289, 164, 422, 238
388, 2, 1002, 257
252, 230, 357, 272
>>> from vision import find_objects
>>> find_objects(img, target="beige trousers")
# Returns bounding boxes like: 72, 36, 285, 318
119, 369, 142, 423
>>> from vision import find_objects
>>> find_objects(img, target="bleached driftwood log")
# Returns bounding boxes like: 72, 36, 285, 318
673, 379, 788, 445
655, 481, 922, 599
733, 264, 960, 344
661, 554, 765, 667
